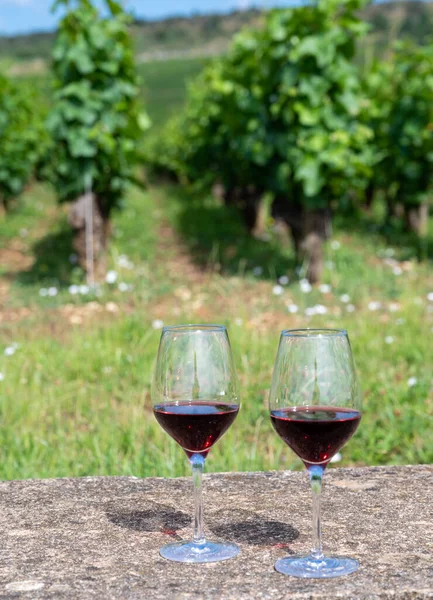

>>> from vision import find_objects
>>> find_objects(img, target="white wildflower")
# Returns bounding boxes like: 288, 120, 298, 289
385, 248, 395, 258
234, 318, 243, 326
4, 343, 18, 356
346, 304, 355, 313
300, 279, 312, 293
252, 266, 263, 277
314, 304, 328, 315
117, 255, 134, 270
273, 285, 284, 296
152, 319, 164, 330
79, 285, 89, 295
0, 373, 4, 382
305, 307, 317, 317
392, 266, 403, 276
105, 270, 118, 284
39, 288, 48, 297
278, 275, 290, 286
287, 304, 299, 314
69, 285, 79, 295
368, 301, 381, 311
319, 284, 331, 294
385, 336, 394, 345
48, 287, 58, 297
330, 452, 342, 464
118, 282, 130, 292
407, 377, 417, 387
330, 240, 341, 250
388, 303, 400, 312
427, 293, 433, 302
340, 294, 350, 303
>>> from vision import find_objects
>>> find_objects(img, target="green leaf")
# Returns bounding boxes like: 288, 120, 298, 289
294, 103, 320, 126
296, 157, 323, 197
291, 35, 320, 59
69, 136, 97, 158
338, 90, 359, 116
67, 46, 94, 74
138, 113, 151, 131
105, 0, 125, 17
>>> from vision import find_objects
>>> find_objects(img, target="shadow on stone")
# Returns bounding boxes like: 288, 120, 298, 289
209, 509, 299, 548
106, 503, 191, 535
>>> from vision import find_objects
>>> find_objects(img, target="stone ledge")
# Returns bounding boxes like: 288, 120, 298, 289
0, 465, 431, 599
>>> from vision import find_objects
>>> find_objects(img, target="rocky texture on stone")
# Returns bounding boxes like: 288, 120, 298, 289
0, 465, 431, 599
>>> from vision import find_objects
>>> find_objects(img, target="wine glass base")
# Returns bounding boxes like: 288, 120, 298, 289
160, 540, 240, 563
275, 555, 359, 579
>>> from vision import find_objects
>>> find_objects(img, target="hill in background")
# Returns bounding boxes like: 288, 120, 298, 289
1, 10, 261, 64
0, 1, 432, 68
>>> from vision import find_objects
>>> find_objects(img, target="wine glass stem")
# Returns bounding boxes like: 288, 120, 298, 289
191, 454, 206, 545
308, 465, 325, 560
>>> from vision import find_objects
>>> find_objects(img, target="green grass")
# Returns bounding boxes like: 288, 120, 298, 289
0, 183, 51, 249
0, 181, 432, 480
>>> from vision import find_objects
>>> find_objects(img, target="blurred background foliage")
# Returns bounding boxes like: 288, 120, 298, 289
2, 0, 433, 283
0, 0, 432, 478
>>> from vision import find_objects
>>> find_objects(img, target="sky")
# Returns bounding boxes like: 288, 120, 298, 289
0, 0, 298, 36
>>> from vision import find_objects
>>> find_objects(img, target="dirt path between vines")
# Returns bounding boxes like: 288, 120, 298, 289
0, 185, 291, 336
0, 188, 211, 332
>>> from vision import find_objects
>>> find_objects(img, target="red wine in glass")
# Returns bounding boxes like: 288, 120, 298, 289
270, 406, 361, 467
269, 328, 362, 578
154, 401, 239, 459
152, 324, 240, 563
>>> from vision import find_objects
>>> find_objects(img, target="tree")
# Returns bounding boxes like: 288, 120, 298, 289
365, 41, 433, 236
47, 0, 150, 273
0, 74, 47, 212
154, 0, 373, 282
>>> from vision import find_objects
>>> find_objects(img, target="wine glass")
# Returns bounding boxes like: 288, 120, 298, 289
152, 324, 240, 563
269, 328, 362, 578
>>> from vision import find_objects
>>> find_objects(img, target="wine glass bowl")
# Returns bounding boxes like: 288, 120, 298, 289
152, 324, 240, 563
154, 402, 238, 460
269, 328, 362, 578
